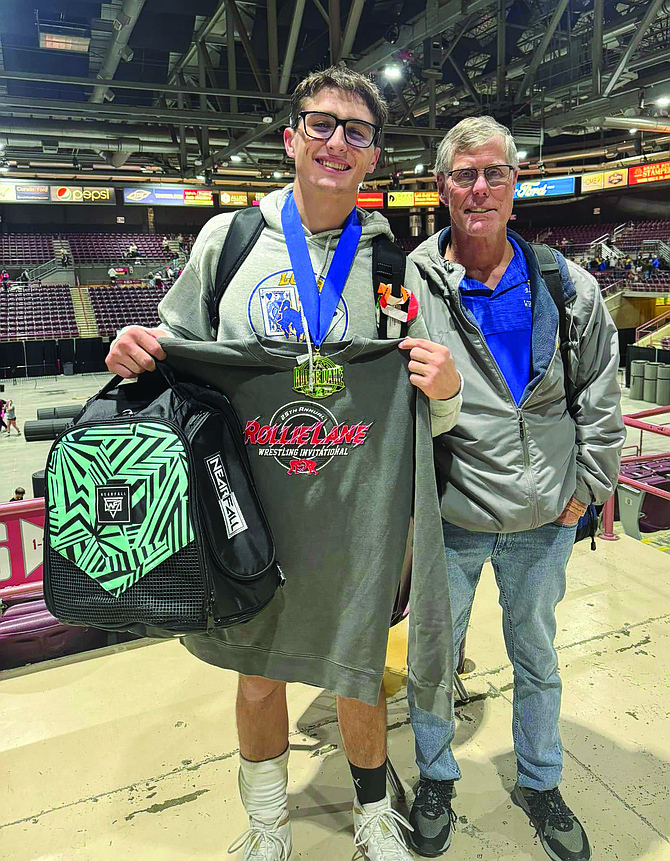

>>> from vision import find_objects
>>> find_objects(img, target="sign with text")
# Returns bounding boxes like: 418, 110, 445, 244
218, 191, 248, 207
123, 186, 214, 206
357, 192, 384, 208
250, 192, 267, 207
629, 161, 670, 186
581, 169, 628, 193
0, 501, 45, 589
387, 191, 415, 207
50, 185, 115, 204
0, 183, 73, 203
413, 191, 440, 206
514, 176, 575, 200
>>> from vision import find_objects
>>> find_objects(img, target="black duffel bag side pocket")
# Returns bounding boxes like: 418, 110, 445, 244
187, 408, 282, 627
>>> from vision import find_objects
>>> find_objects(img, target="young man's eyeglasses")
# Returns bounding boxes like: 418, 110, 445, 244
297, 111, 381, 149
447, 164, 515, 188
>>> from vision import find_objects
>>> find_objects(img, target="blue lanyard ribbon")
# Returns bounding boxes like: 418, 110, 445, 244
280, 191, 362, 348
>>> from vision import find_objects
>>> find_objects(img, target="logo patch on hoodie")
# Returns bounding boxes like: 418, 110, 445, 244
248, 269, 349, 342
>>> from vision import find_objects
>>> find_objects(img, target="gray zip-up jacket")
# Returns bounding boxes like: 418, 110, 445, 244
410, 228, 625, 533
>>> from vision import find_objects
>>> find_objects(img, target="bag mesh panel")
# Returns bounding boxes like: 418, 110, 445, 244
48, 543, 206, 630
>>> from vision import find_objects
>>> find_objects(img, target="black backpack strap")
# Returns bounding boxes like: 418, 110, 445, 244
209, 207, 266, 334
373, 235, 409, 338
531, 242, 573, 396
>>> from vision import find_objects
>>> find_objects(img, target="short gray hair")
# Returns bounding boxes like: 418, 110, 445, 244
435, 116, 519, 175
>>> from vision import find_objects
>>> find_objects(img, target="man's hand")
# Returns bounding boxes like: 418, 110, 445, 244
398, 337, 460, 400
105, 326, 167, 378
555, 495, 588, 526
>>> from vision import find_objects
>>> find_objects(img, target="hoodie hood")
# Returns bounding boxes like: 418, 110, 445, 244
260, 184, 395, 244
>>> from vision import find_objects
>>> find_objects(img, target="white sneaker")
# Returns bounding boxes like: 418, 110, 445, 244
353, 793, 414, 861
227, 809, 292, 860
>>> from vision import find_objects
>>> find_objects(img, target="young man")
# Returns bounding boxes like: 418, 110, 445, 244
106, 66, 461, 861
407, 116, 624, 861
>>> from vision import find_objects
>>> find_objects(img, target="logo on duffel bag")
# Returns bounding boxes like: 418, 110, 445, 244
96, 484, 131, 524
205, 453, 248, 539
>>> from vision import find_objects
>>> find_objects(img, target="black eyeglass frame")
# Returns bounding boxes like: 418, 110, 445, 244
446, 164, 516, 187
296, 111, 382, 149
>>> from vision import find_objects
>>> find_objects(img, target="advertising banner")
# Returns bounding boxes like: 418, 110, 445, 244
357, 191, 384, 208
0, 183, 57, 203
218, 191, 247, 207
514, 176, 575, 200
581, 169, 628, 193
123, 187, 214, 206
387, 191, 415, 207
629, 161, 670, 186
50, 185, 115, 204
251, 192, 267, 207
413, 191, 440, 206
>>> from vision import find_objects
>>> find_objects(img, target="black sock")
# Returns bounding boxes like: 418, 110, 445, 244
349, 761, 387, 805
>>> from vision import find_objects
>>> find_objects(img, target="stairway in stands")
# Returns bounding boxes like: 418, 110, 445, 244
70, 286, 99, 338
52, 237, 73, 261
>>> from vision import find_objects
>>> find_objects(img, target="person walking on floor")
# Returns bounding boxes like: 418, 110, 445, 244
3, 399, 21, 435
407, 116, 625, 861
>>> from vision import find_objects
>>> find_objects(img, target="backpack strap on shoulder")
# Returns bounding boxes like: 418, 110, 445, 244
531, 242, 573, 399
373, 235, 409, 338
209, 207, 266, 334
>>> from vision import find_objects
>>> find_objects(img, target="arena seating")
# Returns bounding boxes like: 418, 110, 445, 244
0, 285, 78, 340
63, 233, 195, 264
0, 234, 54, 266
88, 283, 170, 337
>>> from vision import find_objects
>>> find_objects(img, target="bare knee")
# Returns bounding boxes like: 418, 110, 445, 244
238, 674, 286, 703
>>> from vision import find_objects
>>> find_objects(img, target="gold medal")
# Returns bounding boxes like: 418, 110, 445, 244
293, 350, 345, 399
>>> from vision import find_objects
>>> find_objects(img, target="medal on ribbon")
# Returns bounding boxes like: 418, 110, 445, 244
281, 191, 361, 399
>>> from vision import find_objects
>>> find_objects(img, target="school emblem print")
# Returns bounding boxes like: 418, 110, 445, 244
244, 401, 373, 476
248, 269, 349, 342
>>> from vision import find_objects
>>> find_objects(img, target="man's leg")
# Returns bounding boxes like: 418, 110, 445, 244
492, 523, 590, 861
407, 522, 495, 857
230, 674, 291, 859
338, 691, 414, 860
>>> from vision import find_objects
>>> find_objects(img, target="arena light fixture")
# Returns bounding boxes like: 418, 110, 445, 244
39, 31, 90, 52
630, 128, 638, 134
273, 170, 283, 179
0, 160, 10, 173
414, 163, 425, 174
384, 64, 403, 82
517, 150, 528, 160
231, 154, 243, 162
657, 97, 670, 107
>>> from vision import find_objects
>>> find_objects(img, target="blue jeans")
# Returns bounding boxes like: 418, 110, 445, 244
408, 519, 577, 792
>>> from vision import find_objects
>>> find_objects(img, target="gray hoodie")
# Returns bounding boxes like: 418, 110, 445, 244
410, 229, 625, 533
157, 186, 460, 431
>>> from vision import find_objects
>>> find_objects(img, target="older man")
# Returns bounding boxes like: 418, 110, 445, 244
407, 116, 625, 861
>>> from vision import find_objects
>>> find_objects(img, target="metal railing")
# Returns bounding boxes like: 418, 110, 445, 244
635, 308, 670, 343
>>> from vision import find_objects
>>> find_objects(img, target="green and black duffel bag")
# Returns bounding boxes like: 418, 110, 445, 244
44, 364, 283, 638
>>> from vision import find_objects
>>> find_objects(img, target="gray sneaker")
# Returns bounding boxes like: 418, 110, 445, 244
512, 784, 591, 861
408, 777, 457, 857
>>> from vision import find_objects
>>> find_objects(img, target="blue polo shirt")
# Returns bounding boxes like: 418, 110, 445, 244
440, 232, 532, 404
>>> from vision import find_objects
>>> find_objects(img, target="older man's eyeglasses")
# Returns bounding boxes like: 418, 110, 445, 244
297, 111, 381, 149
447, 164, 515, 188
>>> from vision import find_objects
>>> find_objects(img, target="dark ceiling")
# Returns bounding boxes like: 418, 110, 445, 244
0, 0, 669, 188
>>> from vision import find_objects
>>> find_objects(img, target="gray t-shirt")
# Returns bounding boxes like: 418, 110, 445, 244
163, 335, 453, 715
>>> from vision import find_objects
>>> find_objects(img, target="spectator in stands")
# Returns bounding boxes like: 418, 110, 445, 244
559, 236, 568, 251
166, 264, 174, 281
1, 268, 10, 289
108, 266, 118, 286
652, 254, 661, 270
407, 115, 624, 861
146, 271, 155, 288
8, 486, 25, 502
60, 251, 70, 267
599, 257, 608, 271
19, 268, 30, 283
623, 255, 633, 270
177, 233, 185, 251
3, 399, 21, 436
128, 242, 139, 258
162, 236, 171, 253
566, 239, 574, 257
642, 258, 652, 280
154, 271, 164, 288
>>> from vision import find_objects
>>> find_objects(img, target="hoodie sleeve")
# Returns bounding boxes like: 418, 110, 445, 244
567, 265, 625, 505
158, 214, 233, 341
405, 258, 462, 437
